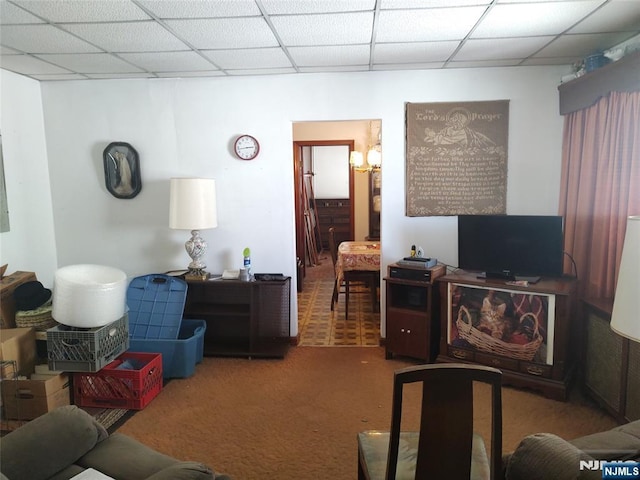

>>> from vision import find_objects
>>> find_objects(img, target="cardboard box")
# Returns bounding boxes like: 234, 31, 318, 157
0, 271, 37, 328
1, 373, 70, 420
0, 328, 37, 378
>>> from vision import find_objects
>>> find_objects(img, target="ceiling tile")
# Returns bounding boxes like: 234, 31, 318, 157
494, 0, 584, 3
533, 31, 635, 58
272, 12, 373, 46
62, 21, 189, 52
165, 18, 279, 49
0, 0, 636, 81
288, 45, 371, 67
136, 0, 261, 19
1, 24, 101, 53
373, 41, 460, 64
380, 0, 491, 7
202, 47, 292, 70
569, 0, 640, 34
30, 73, 89, 80
226, 67, 296, 75
85, 72, 155, 79
376, 7, 486, 42
521, 56, 581, 66
34, 52, 146, 73
0, 1, 46, 24
262, 0, 375, 14
444, 59, 520, 68
372, 61, 444, 70
0, 53, 72, 74
454, 37, 555, 61
10, 0, 151, 22
471, 1, 605, 38
298, 65, 369, 73
118, 51, 218, 72
155, 70, 226, 77
1, 45, 21, 54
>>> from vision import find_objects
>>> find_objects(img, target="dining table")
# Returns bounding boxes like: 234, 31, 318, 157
336, 241, 381, 313
336, 241, 381, 283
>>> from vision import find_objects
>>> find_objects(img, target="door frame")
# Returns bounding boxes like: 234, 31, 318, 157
293, 140, 355, 279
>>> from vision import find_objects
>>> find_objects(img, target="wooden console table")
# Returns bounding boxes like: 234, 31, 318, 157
437, 272, 577, 401
183, 277, 291, 358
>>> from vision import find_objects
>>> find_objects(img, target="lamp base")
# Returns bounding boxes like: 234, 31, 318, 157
185, 268, 209, 281
183, 230, 210, 281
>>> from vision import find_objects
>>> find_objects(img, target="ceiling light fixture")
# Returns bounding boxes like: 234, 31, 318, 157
350, 121, 382, 173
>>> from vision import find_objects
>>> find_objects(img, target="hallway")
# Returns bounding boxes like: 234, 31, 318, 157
297, 253, 381, 346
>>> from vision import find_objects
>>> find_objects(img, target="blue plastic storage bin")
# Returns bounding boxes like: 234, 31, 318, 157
127, 274, 187, 339
129, 319, 206, 379
584, 52, 609, 72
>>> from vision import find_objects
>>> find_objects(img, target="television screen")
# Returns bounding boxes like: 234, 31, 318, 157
457, 215, 564, 280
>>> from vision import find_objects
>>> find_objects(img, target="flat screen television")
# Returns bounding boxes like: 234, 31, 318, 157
457, 215, 564, 281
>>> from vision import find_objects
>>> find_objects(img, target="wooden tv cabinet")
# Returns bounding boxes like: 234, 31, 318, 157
436, 272, 577, 401
383, 264, 444, 362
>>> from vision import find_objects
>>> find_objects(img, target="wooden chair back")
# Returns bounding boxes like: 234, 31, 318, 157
328, 227, 338, 268
386, 363, 502, 480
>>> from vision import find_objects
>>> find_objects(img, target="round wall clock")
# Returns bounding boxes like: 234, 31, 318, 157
234, 135, 260, 160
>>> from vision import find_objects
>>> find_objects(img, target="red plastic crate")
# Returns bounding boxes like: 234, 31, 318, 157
73, 352, 162, 410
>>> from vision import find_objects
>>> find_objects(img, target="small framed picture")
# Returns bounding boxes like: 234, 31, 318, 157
103, 142, 141, 199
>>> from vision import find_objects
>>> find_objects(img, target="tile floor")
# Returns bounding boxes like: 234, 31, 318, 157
297, 259, 380, 346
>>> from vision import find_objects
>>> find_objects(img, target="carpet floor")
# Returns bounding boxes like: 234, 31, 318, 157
117, 346, 617, 480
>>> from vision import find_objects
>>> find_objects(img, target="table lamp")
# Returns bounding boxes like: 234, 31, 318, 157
169, 178, 218, 280
610, 216, 640, 342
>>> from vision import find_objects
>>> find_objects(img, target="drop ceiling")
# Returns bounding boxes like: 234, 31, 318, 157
1, 0, 639, 82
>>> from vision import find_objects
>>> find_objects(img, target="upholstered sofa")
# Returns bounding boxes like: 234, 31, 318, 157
0, 405, 230, 480
502, 420, 640, 480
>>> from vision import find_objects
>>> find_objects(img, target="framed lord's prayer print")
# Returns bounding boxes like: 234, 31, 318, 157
405, 100, 509, 216
103, 142, 142, 199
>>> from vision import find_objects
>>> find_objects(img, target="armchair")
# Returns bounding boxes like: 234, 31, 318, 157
0, 405, 230, 480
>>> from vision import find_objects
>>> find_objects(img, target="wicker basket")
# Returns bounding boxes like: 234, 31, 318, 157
15, 301, 57, 331
456, 305, 543, 361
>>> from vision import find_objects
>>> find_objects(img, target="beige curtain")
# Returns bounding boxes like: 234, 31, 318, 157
559, 91, 640, 299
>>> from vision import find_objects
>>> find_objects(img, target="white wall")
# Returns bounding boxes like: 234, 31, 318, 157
0, 70, 58, 286
9, 65, 567, 338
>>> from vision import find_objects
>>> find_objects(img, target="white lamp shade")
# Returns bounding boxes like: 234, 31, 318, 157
350, 151, 364, 168
368, 148, 382, 167
169, 178, 218, 230
611, 215, 640, 342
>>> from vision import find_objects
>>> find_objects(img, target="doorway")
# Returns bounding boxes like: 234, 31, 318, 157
293, 140, 354, 274
292, 119, 381, 284
292, 120, 382, 346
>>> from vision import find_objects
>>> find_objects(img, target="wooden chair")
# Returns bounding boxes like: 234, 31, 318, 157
328, 227, 376, 319
357, 363, 502, 480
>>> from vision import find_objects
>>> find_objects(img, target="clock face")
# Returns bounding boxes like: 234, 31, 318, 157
234, 135, 260, 160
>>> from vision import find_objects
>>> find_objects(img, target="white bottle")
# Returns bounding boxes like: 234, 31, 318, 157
243, 247, 251, 277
